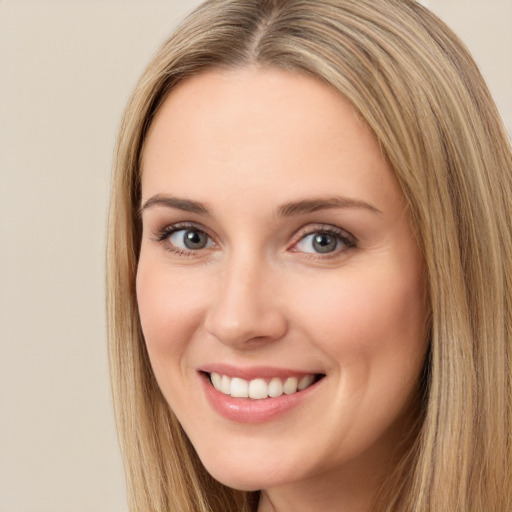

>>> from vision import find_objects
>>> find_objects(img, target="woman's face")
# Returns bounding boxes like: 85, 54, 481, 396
137, 68, 429, 498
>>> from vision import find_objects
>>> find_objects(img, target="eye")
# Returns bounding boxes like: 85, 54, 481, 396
293, 228, 356, 255
167, 227, 215, 251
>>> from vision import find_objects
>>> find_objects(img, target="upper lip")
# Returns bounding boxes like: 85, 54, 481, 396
199, 363, 323, 380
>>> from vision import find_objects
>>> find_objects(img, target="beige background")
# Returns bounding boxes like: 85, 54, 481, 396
0, 1, 510, 511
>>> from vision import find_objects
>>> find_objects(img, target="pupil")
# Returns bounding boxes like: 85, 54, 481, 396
313, 233, 336, 253
184, 230, 206, 249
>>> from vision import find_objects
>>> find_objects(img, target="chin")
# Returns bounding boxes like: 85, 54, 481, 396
197, 448, 297, 492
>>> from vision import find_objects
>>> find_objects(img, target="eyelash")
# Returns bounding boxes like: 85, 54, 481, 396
152, 222, 357, 258
290, 225, 357, 258
153, 222, 213, 256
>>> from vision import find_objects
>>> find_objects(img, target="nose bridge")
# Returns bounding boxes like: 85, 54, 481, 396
204, 247, 287, 347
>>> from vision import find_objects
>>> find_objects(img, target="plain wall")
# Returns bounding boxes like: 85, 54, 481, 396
0, 1, 510, 511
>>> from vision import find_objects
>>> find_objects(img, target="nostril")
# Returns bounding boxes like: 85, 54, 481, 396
204, 310, 288, 347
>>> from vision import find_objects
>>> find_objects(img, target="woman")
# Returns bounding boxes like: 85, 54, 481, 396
107, 1, 512, 511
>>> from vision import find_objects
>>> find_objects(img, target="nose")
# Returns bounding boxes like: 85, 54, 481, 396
203, 254, 288, 348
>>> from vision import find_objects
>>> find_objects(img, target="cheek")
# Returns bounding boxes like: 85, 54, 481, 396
135, 259, 207, 370
301, 267, 428, 444
293, 263, 428, 389
300, 265, 424, 333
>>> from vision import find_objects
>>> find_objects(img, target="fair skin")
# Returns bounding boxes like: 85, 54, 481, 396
137, 67, 429, 512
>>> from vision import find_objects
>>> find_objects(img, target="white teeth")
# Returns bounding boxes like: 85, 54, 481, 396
230, 377, 249, 397
220, 374, 231, 394
209, 372, 317, 399
210, 372, 221, 390
248, 378, 268, 399
268, 377, 283, 397
283, 377, 298, 395
298, 374, 315, 391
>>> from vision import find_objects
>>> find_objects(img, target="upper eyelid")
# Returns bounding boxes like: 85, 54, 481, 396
153, 221, 213, 239
292, 223, 357, 243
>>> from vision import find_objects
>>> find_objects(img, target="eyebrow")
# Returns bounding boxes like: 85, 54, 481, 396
277, 196, 382, 217
139, 194, 381, 217
139, 194, 211, 216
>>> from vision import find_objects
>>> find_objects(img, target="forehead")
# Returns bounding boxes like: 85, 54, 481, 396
140, 67, 402, 212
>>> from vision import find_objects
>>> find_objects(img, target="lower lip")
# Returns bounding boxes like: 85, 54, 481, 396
200, 373, 322, 424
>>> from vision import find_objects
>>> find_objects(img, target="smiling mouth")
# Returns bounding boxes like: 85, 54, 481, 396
206, 372, 324, 400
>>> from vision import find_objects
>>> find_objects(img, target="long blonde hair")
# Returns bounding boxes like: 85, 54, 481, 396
107, 1, 512, 510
